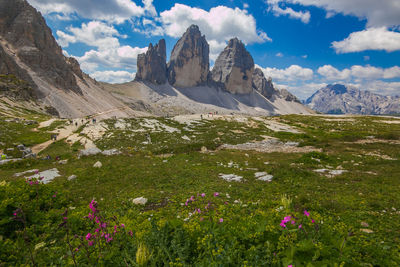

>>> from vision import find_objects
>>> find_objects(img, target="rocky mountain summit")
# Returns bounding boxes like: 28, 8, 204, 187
211, 38, 254, 94
306, 84, 400, 114
136, 25, 298, 103
135, 39, 167, 85
167, 25, 210, 88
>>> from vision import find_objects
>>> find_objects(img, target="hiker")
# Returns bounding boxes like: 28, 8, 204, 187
75, 122, 78, 127
200, 114, 203, 119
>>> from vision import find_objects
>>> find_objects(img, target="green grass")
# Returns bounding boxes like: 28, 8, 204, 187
1, 113, 400, 265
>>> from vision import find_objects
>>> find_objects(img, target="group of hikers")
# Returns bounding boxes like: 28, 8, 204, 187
200, 111, 218, 119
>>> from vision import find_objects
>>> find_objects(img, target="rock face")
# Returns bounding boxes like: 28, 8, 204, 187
135, 39, 167, 84
167, 25, 209, 88
0, 0, 82, 94
212, 38, 254, 94
252, 68, 278, 99
306, 84, 400, 114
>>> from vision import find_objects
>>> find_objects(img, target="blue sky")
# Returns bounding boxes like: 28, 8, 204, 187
27, 0, 400, 99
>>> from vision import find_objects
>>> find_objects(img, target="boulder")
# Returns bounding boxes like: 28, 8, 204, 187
132, 197, 148, 205
93, 161, 102, 168
135, 39, 167, 84
167, 25, 209, 88
212, 38, 254, 94
68, 175, 77, 181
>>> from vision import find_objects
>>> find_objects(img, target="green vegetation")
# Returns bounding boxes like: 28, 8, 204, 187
1, 113, 399, 265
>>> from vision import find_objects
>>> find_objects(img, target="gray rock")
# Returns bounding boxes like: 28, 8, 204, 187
0, 158, 22, 165
252, 68, 279, 99
212, 38, 254, 94
79, 147, 102, 157
93, 161, 102, 168
17, 144, 25, 151
0, 0, 82, 94
58, 159, 68, 164
306, 84, 400, 114
132, 197, 147, 205
168, 25, 209, 88
101, 149, 121, 156
68, 175, 77, 181
135, 39, 167, 85
279, 89, 300, 102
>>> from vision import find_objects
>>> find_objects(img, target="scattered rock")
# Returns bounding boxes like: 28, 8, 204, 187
14, 169, 39, 177
58, 159, 68, 165
314, 169, 347, 178
255, 172, 273, 182
219, 173, 243, 182
0, 158, 22, 165
132, 197, 148, 205
200, 146, 208, 153
101, 149, 121, 156
181, 135, 191, 141
68, 175, 77, 181
79, 147, 102, 157
27, 168, 61, 184
360, 229, 374, 234
361, 222, 369, 227
93, 161, 102, 168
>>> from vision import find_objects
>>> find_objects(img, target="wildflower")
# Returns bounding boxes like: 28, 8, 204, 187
63, 217, 68, 221
298, 224, 302, 229
128, 230, 133, 237
280, 221, 286, 228
88, 241, 94, 246
304, 210, 310, 217
219, 218, 223, 223
95, 228, 100, 233
75, 248, 79, 252
214, 192, 219, 197
121, 223, 125, 228
89, 199, 97, 213
199, 217, 204, 221
101, 222, 107, 228
201, 193, 205, 197
86, 233, 92, 241
311, 219, 315, 223
190, 195, 195, 201
288, 265, 293, 267
291, 220, 296, 225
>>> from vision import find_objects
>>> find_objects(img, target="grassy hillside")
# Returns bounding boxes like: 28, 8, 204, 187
1, 111, 399, 265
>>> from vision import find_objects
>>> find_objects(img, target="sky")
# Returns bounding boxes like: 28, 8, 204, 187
27, 0, 400, 100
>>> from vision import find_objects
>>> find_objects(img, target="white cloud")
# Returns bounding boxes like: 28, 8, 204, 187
90, 70, 135, 83
159, 4, 270, 59
276, 52, 284, 57
318, 65, 400, 81
27, 0, 156, 23
332, 27, 400, 53
57, 21, 123, 49
56, 21, 147, 75
279, 0, 400, 28
266, 1, 311, 23
258, 64, 314, 82
301, 55, 308, 59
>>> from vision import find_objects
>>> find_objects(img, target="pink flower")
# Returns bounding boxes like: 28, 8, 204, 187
288, 265, 293, 267
311, 219, 315, 223
190, 195, 195, 201
95, 228, 100, 233
280, 221, 286, 228
88, 241, 94, 246
75, 248, 79, 252
214, 192, 219, 197
86, 233, 92, 240
128, 230, 133, 237
304, 210, 310, 217
89, 200, 97, 213
197, 209, 201, 214
298, 224, 302, 229
101, 222, 107, 228
291, 220, 296, 225
13, 212, 17, 216
63, 217, 68, 221
201, 193, 205, 197
120, 223, 125, 228
283, 216, 291, 223
219, 218, 223, 223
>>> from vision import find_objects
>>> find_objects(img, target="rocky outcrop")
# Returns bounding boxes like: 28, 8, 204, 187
279, 89, 300, 102
252, 68, 278, 99
306, 84, 400, 114
0, 0, 82, 94
167, 25, 209, 88
135, 39, 167, 84
212, 38, 254, 94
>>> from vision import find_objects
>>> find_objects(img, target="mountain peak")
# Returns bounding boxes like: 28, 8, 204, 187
327, 84, 347, 95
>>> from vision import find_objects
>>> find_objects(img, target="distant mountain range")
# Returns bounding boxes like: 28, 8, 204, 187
0, 0, 312, 118
306, 84, 400, 115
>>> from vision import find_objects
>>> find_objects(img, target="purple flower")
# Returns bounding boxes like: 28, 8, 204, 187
86, 233, 92, 240
213, 192, 219, 197
280, 221, 286, 228
201, 193, 205, 197
121, 223, 125, 228
219, 218, 224, 223
311, 219, 315, 223
304, 210, 310, 217
298, 224, 302, 229
88, 241, 94, 246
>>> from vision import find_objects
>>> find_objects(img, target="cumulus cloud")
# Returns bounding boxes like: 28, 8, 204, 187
266, 1, 311, 23
257, 64, 314, 82
27, 0, 156, 23
56, 20, 147, 79
90, 70, 135, 84
276, 52, 284, 57
332, 27, 400, 53
159, 4, 270, 59
278, 0, 400, 28
318, 65, 400, 81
